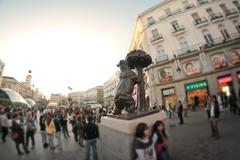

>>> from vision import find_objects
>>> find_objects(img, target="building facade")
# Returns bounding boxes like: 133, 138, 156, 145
0, 59, 5, 87
129, 0, 240, 108
103, 71, 119, 107
68, 91, 84, 105
83, 86, 104, 105
1, 76, 21, 92
50, 93, 66, 104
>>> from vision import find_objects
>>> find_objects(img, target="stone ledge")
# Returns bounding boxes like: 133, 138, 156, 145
100, 111, 167, 134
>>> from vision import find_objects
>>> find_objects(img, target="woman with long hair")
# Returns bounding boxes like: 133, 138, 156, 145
152, 121, 169, 160
134, 123, 156, 160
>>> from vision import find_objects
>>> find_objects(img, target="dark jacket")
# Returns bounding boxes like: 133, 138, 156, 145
83, 122, 99, 140
39, 115, 46, 131
206, 102, 220, 119
11, 120, 24, 143
54, 119, 62, 132
178, 104, 183, 114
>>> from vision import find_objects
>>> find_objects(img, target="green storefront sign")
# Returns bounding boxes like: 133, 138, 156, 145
185, 80, 208, 91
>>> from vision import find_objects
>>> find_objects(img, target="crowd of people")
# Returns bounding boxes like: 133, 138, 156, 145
1, 89, 240, 160
0, 104, 101, 160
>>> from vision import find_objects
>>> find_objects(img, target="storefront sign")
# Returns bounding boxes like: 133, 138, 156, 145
218, 76, 232, 84
185, 80, 208, 91
162, 88, 175, 96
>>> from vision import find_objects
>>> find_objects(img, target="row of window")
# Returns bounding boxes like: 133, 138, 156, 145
147, 0, 240, 27
151, 4, 239, 41
154, 20, 240, 63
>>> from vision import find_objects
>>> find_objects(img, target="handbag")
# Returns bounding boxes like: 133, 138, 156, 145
11, 132, 19, 140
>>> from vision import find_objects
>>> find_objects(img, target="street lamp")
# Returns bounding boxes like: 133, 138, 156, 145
173, 54, 181, 72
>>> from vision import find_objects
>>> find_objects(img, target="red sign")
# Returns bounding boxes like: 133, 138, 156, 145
218, 76, 232, 84
238, 73, 240, 79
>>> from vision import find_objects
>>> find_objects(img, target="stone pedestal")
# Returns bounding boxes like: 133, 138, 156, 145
98, 111, 168, 160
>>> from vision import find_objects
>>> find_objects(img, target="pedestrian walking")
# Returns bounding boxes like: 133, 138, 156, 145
62, 114, 70, 138
217, 92, 224, 112
152, 121, 169, 160
83, 115, 99, 160
39, 113, 48, 148
0, 110, 9, 143
26, 112, 36, 150
70, 115, 79, 142
183, 99, 188, 118
77, 115, 84, 147
209, 96, 220, 139
177, 100, 184, 125
45, 115, 55, 150
54, 113, 62, 151
229, 92, 240, 115
134, 123, 156, 160
11, 113, 30, 155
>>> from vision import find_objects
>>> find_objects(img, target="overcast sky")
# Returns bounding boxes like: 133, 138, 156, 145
0, 0, 160, 97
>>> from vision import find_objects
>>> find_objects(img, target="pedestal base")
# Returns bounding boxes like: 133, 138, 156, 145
98, 111, 167, 160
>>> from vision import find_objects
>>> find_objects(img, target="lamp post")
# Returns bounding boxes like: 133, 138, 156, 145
173, 54, 181, 73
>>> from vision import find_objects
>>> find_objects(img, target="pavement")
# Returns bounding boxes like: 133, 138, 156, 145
168, 109, 240, 160
0, 109, 240, 160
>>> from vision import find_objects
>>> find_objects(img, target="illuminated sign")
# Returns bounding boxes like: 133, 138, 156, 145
218, 76, 232, 84
185, 80, 208, 91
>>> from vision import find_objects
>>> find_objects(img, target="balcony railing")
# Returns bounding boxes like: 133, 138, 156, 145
193, 17, 209, 25
171, 25, 185, 34
209, 12, 224, 22
224, 8, 239, 17
147, 20, 157, 27
150, 34, 163, 43
155, 54, 168, 63
173, 45, 199, 56
197, 0, 208, 5
171, 32, 240, 58
159, 9, 182, 21
200, 32, 240, 49
184, 3, 195, 10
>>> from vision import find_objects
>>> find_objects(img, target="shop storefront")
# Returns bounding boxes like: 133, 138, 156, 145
162, 87, 177, 109
185, 80, 209, 108
217, 75, 233, 96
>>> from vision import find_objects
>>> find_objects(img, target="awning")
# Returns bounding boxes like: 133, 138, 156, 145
0, 88, 28, 106
25, 98, 36, 107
